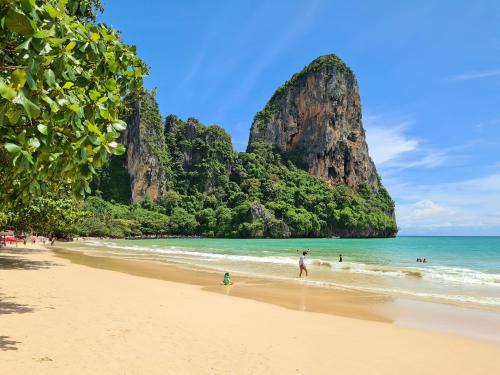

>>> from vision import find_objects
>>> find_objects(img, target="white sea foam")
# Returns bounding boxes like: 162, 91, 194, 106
84, 241, 500, 290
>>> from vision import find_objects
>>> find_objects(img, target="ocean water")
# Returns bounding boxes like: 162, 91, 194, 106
66, 237, 500, 310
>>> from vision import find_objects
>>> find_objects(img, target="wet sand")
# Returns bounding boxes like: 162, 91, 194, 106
55, 245, 500, 342
54, 247, 392, 322
1, 246, 500, 374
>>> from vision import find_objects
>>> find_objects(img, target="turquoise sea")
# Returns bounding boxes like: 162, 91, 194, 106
67, 236, 500, 310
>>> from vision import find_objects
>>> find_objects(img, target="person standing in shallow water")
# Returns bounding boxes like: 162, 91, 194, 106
339, 254, 343, 262
299, 251, 308, 277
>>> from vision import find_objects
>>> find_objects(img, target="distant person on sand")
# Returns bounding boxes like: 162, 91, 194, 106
222, 272, 233, 285
299, 251, 309, 277
339, 254, 343, 262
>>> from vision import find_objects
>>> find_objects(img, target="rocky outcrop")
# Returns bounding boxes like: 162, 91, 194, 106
250, 203, 291, 238
122, 92, 168, 202
250, 203, 273, 222
248, 54, 379, 190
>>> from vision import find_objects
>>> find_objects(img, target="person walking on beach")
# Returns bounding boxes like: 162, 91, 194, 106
299, 251, 308, 278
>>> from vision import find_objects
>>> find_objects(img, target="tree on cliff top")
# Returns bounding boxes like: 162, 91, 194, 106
0, 0, 147, 205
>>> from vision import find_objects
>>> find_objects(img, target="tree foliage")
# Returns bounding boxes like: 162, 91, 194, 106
0, 0, 147, 204
7, 193, 85, 237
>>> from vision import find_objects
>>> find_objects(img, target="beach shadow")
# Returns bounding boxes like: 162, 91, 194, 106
0, 247, 46, 255
0, 254, 56, 270
0, 294, 34, 315
0, 336, 20, 351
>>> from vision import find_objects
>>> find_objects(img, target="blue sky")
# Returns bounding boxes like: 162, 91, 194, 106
99, 0, 500, 235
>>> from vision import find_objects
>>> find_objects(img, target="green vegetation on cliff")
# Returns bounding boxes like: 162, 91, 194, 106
79, 115, 397, 238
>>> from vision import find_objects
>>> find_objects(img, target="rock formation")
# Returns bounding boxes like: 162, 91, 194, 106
100, 55, 397, 238
248, 54, 379, 189
122, 92, 168, 202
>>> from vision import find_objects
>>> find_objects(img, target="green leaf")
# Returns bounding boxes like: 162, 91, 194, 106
45, 3, 58, 18
111, 120, 127, 131
97, 96, 108, 104
99, 107, 109, 119
20, 0, 36, 13
110, 143, 126, 156
21, 150, 34, 164
4, 143, 22, 153
89, 90, 101, 101
86, 122, 102, 135
37, 124, 48, 135
43, 69, 56, 87
7, 109, 22, 124
68, 103, 81, 113
0, 80, 17, 100
6, 9, 35, 36
13, 91, 40, 119
16, 37, 31, 51
11, 69, 27, 91
49, 152, 62, 161
41, 95, 59, 112
28, 137, 40, 149
104, 79, 117, 91
26, 70, 37, 90
33, 28, 54, 39
88, 135, 101, 145
62, 82, 74, 89
65, 41, 76, 52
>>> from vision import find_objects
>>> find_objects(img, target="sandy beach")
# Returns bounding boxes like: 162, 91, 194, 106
1, 245, 500, 375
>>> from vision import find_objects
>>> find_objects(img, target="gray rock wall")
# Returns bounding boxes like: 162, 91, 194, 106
249, 54, 379, 190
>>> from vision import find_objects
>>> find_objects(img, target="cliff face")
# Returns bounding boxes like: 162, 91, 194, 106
122, 92, 168, 202
164, 115, 234, 195
248, 54, 379, 190
95, 56, 397, 238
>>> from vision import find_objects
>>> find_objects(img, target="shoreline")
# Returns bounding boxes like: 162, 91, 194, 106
53, 247, 393, 322
54, 245, 500, 344
65, 237, 500, 313
2, 245, 500, 374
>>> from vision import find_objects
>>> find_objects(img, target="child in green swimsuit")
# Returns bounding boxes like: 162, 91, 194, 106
223, 272, 233, 285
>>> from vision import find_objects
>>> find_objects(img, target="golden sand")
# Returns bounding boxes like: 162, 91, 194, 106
1, 246, 499, 374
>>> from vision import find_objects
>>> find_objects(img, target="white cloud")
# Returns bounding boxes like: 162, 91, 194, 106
364, 114, 498, 235
448, 69, 500, 81
390, 173, 500, 235
386, 150, 449, 171
413, 200, 448, 218
364, 114, 469, 177
364, 116, 418, 165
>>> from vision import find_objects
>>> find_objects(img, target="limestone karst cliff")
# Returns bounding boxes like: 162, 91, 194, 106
122, 92, 168, 202
249, 54, 379, 190
92, 55, 397, 238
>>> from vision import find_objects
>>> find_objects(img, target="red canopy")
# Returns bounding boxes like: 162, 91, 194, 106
2, 236, 17, 242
